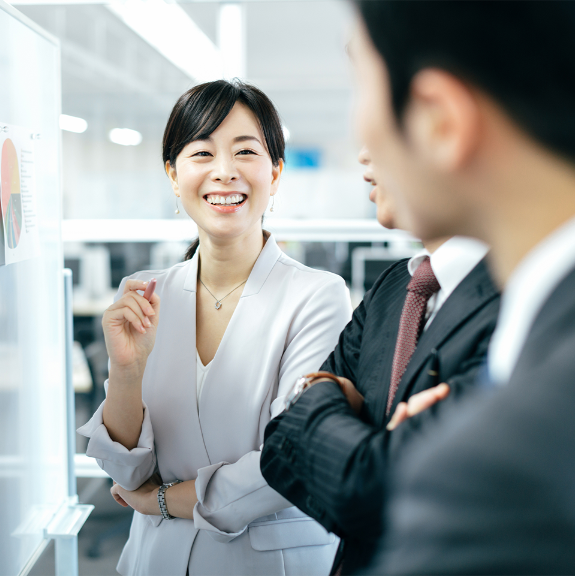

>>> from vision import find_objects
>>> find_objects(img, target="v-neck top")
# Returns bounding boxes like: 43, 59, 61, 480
196, 349, 212, 405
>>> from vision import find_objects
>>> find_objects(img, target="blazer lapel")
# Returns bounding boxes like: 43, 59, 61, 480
387, 259, 498, 419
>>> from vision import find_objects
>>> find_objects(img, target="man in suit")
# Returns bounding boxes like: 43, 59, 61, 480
349, 1, 575, 574
260, 144, 500, 574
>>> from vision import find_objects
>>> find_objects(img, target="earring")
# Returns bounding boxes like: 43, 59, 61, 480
175, 196, 180, 215
270, 195, 275, 212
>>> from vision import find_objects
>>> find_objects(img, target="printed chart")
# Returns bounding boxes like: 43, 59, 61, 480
0, 123, 40, 265
1, 138, 23, 248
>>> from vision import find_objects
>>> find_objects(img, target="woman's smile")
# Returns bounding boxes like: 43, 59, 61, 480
203, 192, 248, 213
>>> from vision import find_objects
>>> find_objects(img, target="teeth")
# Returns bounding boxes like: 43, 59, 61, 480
206, 194, 245, 205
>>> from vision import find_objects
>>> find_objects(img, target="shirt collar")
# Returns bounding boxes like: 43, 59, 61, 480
408, 236, 489, 299
489, 215, 575, 384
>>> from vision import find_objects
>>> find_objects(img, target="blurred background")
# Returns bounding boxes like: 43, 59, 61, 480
6, 0, 419, 572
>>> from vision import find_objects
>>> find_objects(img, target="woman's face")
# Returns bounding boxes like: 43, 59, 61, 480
167, 102, 282, 242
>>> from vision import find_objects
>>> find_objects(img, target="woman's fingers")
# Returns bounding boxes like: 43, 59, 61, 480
122, 279, 149, 295
106, 291, 159, 332
106, 305, 148, 334
123, 281, 160, 311
109, 291, 155, 319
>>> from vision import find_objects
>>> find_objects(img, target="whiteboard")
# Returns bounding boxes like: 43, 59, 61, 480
0, 3, 67, 575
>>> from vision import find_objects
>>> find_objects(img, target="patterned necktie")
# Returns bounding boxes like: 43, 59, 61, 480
386, 256, 440, 416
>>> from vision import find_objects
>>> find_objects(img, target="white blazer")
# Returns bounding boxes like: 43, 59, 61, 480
78, 235, 352, 576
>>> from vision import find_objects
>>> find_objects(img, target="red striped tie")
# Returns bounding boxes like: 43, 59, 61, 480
386, 256, 440, 416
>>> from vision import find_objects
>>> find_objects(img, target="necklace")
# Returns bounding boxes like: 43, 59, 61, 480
199, 277, 248, 310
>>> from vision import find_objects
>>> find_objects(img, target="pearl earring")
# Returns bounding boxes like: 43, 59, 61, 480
270, 196, 275, 212
175, 196, 180, 215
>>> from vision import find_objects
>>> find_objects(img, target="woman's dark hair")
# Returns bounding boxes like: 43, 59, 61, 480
356, 0, 575, 162
163, 79, 285, 261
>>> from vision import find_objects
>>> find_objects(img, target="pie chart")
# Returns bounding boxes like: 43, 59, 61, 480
1, 138, 23, 249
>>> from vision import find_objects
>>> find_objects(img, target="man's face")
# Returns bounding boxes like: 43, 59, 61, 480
351, 21, 471, 242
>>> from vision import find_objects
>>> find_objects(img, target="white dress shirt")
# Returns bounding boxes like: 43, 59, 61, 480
408, 236, 490, 330
489, 215, 575, 385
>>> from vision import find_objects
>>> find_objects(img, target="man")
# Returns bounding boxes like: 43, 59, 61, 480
260, 144, 499, 573
350, 1, 575, 574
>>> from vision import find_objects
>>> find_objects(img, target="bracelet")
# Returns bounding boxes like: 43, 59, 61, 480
157, 480, 182, 520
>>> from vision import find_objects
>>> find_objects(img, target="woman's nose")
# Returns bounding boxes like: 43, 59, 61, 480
211, 157, 239, 183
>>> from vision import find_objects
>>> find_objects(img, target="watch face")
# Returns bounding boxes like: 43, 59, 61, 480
285, 376, 307, 410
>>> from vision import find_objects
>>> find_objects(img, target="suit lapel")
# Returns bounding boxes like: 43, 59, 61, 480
361, 263, 411, 427
387, 259, 498, 419
512, 265, 575, 379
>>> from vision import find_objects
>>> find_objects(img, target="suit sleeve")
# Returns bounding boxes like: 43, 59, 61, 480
261, 281, 392, 539
192, 277, 353, 542
76, 277, 157, 491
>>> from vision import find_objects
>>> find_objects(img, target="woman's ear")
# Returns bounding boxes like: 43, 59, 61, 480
270, 159, 284, 195
165, 161, 179, 194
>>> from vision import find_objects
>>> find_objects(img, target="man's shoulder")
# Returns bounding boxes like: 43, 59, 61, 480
368, 258, 411, 299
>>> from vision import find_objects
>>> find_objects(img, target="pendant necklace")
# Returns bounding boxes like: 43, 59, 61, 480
198, 239, 265, 310
199, 277, 248, 310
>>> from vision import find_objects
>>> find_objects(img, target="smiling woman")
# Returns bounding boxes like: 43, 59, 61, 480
163, 80, 284, 258
77, 79, 352, 576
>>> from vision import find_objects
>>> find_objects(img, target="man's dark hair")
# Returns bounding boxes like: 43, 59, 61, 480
162, 79, 285, 260
356, 0, 575, 161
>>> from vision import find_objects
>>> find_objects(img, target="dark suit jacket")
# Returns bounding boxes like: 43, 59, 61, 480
369, 266, 575, 576
261, 257, 500, 574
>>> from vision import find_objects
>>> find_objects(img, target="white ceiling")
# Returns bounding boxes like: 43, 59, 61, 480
18, 0, 358, 164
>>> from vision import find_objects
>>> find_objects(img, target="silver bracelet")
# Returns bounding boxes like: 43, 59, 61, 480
157, 480, 182, 520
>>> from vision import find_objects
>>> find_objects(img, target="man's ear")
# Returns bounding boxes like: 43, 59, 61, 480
404, 68, 481, 172
165, 161, 179, 194
270, 158, 284, 195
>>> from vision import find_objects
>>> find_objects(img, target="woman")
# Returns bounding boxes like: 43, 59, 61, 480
78, 80, 352, 576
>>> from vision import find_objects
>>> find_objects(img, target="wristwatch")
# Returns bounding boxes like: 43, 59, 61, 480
157, 480, 182, 520
284, 371, 339, 411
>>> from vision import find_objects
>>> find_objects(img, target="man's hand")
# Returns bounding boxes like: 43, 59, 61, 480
311, 375, 365, 415
111, 479, 161, 515
386, 383, 450, 431
336, 376, 365, 415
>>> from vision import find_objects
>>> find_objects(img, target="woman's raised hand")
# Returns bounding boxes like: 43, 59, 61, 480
102, 280, 161, 371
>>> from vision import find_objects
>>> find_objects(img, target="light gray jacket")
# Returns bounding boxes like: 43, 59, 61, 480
78, 236, 352, 576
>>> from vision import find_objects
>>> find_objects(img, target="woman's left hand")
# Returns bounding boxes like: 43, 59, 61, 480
111, 479, 161, 516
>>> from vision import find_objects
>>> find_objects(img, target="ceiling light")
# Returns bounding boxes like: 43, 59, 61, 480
60, 114, 88, 134
218, 3, 246, 79
107, 0, 222, 82
282, 125, 291, 142
109, 128, 142, 146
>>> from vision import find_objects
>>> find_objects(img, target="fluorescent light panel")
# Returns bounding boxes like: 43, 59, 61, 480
109, 128, 142, 146
218, 3, 246, 80
60, 114, 88, 133
107, 0, 222, 82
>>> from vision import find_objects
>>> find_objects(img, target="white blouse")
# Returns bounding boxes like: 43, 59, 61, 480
196, 350, 212, 405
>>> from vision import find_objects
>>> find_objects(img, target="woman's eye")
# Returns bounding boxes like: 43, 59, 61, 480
237, 149, 256, 156
192, 151, 211, 157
